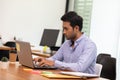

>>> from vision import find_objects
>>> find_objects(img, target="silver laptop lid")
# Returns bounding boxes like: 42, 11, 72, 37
16, 40, 34, 68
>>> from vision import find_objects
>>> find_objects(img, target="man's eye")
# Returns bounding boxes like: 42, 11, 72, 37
64, 28, 67, 30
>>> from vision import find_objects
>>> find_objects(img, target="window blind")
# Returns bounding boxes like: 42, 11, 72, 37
74, 0, 93, 36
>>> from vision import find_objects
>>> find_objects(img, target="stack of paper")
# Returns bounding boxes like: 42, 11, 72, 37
60, 71, 99, 78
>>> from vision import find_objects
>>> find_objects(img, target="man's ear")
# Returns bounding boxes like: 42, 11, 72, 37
74, 25, 79, 31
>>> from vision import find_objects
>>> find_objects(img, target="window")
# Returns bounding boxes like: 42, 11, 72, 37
74, 0, 93, 36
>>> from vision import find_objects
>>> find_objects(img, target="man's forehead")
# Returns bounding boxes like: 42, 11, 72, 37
63, 21, 70, 25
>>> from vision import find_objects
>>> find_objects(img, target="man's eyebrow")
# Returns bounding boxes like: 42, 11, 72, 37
63, 27, 67, 29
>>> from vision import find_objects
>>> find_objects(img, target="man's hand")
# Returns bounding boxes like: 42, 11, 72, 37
33, 57, 42, 63
33, 57, 55, 67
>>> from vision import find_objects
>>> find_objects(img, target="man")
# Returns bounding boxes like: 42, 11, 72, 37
34, 11, 97, 74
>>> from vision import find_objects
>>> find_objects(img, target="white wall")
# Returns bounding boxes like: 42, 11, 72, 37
90, 0, 120, 58
0, 0, 66, 46
90, 1, 120, 79
117, 32, 120, 80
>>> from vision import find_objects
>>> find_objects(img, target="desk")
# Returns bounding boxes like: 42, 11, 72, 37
0, 46, 12, 60
0, 46, 11, 50
32, 50, 51, 58
31, 46, 51, 58
0, 62, 108, 80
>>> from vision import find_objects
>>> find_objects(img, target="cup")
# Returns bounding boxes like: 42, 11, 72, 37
9, 53, 17, 62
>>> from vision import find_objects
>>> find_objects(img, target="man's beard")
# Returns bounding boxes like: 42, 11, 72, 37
66, 33, 76, 40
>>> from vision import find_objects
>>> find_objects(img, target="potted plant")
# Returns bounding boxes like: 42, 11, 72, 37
0, 57, 9, 69
1, 57, 8, 62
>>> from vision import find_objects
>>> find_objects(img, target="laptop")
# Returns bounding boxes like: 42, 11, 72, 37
40, 29, 59, 47
16, 40, 57, 69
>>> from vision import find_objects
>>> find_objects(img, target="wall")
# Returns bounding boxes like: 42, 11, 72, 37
0, 0, 66, 46
90, 0, 120, 57
117, 32, 120, 80
90, 0, 120, 58
90, 1, 120, 79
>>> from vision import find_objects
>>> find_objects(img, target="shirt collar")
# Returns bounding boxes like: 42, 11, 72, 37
69, 33, 86, 46
75, 33, 85, 43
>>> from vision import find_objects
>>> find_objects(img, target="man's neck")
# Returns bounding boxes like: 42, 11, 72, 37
73, 32, 83, 42
71, 32, 83, 47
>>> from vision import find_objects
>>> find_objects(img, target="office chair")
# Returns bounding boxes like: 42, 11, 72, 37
0, 50, 9, 60
97, 54, 116, 80
4, 41, 17, 53
4, 41, 18, 61
50, 46, 60, 56
96, 53, 111, 63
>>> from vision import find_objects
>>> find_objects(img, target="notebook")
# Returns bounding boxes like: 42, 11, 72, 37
41, 73, 81, 79
16, 40, 57, 69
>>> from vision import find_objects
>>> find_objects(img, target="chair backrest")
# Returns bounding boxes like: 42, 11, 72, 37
4, 41, 17, 53
4, 41, 16, 48
95, 63, 103, 76
96, 53, 111, 63
97, 54, 116, 80
100, 57, 116, 80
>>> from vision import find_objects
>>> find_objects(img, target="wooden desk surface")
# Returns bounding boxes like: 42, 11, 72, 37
32, 50, 51, 58
0, 62, 108, 80
0, 46, 11, 50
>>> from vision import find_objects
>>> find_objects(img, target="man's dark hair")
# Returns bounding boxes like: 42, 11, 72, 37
61, 11, 83, 31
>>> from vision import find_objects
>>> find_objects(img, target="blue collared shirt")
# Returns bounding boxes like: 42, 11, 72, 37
48, 34, 97, 74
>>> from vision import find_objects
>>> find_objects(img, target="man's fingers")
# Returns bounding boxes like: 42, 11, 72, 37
33, 57, 41, 62
38, 58, 42, 62
39, 61, 45, 66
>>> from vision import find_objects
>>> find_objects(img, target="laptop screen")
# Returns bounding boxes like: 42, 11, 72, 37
16, 40, 57, 69
40, 29, 59, 47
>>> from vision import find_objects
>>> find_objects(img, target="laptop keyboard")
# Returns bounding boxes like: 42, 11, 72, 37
33, 62, 57, 69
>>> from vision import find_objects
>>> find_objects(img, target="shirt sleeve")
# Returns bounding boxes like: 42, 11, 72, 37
47, 43, 64, 61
